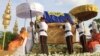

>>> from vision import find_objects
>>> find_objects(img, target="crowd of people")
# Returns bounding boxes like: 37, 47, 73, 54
64, 20, 100, 54
7, 16, 100, 55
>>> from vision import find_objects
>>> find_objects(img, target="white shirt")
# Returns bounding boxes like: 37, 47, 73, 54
77, 22, 85, 37
27, 26, 35, 40
65, 22, 73, 37
92, 21, 99, 33
65, 22, 71, 31
92, 21, 97, 29
38, 21, 48, 36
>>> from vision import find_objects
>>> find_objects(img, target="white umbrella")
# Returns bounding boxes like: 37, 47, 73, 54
16, 2, 44, 18
16, 2, 44, 44
16, 2, 44, 27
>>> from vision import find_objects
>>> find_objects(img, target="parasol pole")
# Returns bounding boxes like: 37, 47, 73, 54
30, 9, 34, 43
30, 10, 32, 21
29, 0, 36, 22
29, 0, 37, 43
24, 18, 27, 27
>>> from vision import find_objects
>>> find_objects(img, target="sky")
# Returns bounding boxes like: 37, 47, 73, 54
0, 0, 100, 33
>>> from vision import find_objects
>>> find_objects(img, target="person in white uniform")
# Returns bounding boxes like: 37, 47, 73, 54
76, 22, 88, 52
38, 17, 48, 55
26, 21, 35, 54
64, 20, 73, 54
92, 21, 99, 33
88, 21, 100, 52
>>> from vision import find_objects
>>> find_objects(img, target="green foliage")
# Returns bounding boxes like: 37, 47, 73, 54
0, 31, 18, 50
94, 18, 100, 24
93, 18, 100, 32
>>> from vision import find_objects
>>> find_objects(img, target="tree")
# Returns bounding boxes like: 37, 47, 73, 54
94, 18, 100, 32
94, 18, 100, 24
0, 31, 17, 50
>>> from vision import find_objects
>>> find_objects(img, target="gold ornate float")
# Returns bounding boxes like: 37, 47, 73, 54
69, 4, 98, 21
35, 22, 76, 44
47, 23, 76, 44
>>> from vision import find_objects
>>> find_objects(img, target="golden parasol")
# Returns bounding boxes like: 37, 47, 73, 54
69, 4, 98, 22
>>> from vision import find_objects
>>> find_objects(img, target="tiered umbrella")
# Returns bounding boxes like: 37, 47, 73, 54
2, 0, 11, 50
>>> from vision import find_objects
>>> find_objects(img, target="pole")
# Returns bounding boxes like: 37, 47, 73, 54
30, 10, 32, 21
2, 29, 6, 50
24, 19, 27, 27
29, 10, 34, 43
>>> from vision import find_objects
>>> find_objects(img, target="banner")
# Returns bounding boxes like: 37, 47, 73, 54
43, 11, 74, 24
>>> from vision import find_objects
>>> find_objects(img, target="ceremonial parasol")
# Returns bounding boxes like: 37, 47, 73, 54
16, 2, 44, 18
69, 4, 98, 22
16, 2, 44, 26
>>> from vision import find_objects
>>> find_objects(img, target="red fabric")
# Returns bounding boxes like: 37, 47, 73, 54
93, 33, 100, 42
87, 40, 99, 52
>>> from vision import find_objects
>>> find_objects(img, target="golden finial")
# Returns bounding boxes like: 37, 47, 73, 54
3, 13, 11, 20
2, 19, 10, 25
13, 20, 18, 33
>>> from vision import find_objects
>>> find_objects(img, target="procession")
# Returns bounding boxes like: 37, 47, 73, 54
0, 0, 100, 56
